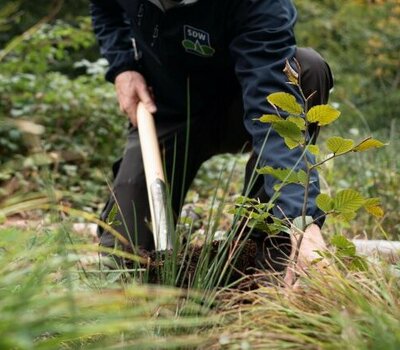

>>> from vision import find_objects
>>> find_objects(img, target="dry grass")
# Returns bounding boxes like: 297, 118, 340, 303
207, 261, 400, 349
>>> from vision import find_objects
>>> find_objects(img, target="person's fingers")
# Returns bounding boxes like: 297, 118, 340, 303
148, 86, 155, 101
114, 71, 156, 124
137, 84, 157, 114
125, 99, 139, 127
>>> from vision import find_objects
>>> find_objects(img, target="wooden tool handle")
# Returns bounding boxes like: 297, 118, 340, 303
137, 102, 172, 251
137, 103, 165, 184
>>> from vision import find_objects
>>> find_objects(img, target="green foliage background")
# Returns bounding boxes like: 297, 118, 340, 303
0, 0, 399, 236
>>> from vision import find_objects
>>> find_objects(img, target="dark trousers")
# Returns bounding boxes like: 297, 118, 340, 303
98, 47, 334, 253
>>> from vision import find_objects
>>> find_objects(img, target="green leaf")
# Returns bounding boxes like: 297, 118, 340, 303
292, 216, 314, 231
257, 166, 298, 183
365, 205, 384, 218
326, 137, 355, 155
316, 193, 334, 212
287, 116, 306, 130
272, 120, 304, 149
107, 204, 119, 226
259, 114, 284, 123
257, 166, 308, 186
364, 197, 381, 206
338, 211, 357, 222
234, 196, 247, 205
363, 199, 384, 218
363, 197, 381, 207
306, 105, 341, 126
284, 138, 300, 149
248, 220, 268, 231
333, 189, 365, 213
353, 138, 385, 152
107, 204, 118, 225
297, 170, 308, 186
267, 92, 303, 115
307, 144, 320, 156
349, 256, 368, 272
331, 234, 356, 256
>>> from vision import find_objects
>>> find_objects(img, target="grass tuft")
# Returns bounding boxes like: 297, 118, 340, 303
210, 261, 400, 349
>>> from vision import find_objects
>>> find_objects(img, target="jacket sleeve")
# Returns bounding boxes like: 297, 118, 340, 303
229, 0, 325, 226
90, 0, 139, 83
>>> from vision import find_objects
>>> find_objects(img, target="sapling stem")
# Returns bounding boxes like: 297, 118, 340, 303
290, 59, 317, 279
293, 86, 313, 275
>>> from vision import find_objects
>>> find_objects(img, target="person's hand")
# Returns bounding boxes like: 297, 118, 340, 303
284, 224, 329, 288
115, 71, 157, 127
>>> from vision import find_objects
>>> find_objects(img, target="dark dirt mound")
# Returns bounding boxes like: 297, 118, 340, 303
139, 239, 286, 290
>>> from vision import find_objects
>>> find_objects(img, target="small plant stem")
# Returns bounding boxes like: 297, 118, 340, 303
292, 146, 312, 275
312, 210, 335, 226
301, 153, 311, 231
301, 88, 311, 231
294, 75, 313, 277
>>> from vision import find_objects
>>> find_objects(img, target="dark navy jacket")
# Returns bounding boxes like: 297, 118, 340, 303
90, 0, 324, 226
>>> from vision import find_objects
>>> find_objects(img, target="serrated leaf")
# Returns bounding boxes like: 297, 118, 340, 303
259, 114, 284, 123
326, 137, 355, 155
363, 197, 381, 207
235, 196, 247, 205
257, 166, 298, 183
258, 166, 308, 187
292, 216, 314, 230
316, 193, 334, 212
287, 116, 306, 130
365, 205, 384, 218
267, 92, 303, 115
307, 144, 320, 156
306, 105, 341, 126
333, 189, 365, 213
283, 137, 300, 149
273, 120, 304, 149
271, 217, 291, 234
353, 138, 385, 152
297, 170, 308, 185
331, 234, 356, 256
226, 206, 237, 215
338, 211, 357, 222
349, 256, 368, 272
248, 220, 272, 233
360, 197, 385, 217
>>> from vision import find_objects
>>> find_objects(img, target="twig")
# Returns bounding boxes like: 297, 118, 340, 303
310, 137, 372, 170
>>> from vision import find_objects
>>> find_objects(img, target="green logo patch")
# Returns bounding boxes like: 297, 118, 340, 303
182, 25, 215, 57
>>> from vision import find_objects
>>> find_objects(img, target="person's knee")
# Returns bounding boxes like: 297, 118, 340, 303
296, 47, 334, 89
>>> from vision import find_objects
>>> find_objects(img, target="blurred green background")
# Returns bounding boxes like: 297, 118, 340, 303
1, 0, 399, 238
